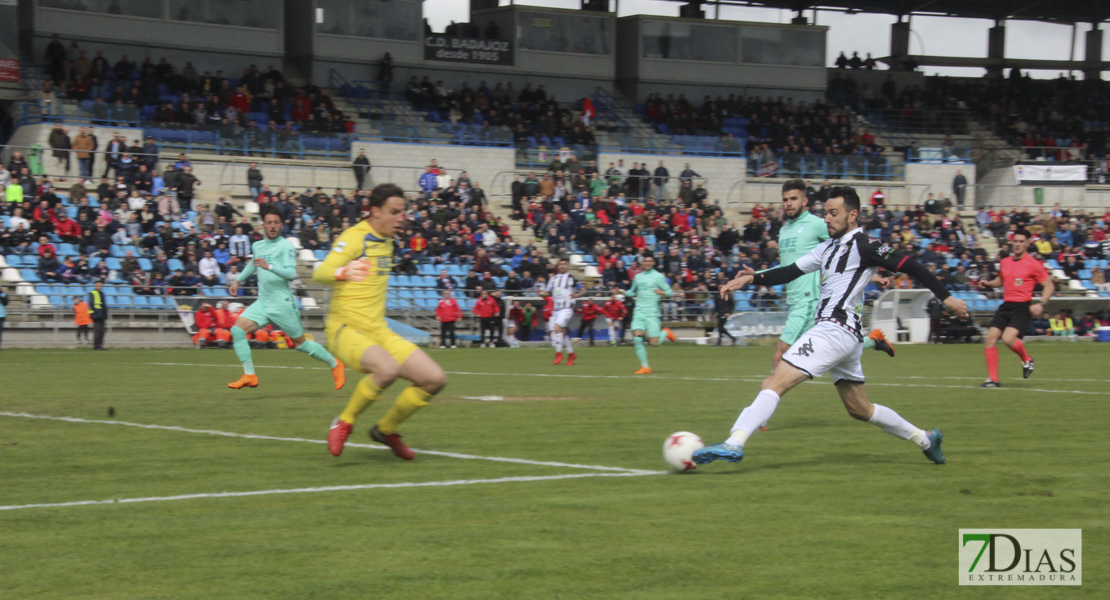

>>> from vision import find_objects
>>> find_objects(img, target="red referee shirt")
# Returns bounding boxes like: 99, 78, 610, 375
1000, 254, 1049, 303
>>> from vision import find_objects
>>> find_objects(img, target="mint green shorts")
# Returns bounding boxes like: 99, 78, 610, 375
780, 301, 817, 345
240, 298, 303, 339
630, 314, 662, 339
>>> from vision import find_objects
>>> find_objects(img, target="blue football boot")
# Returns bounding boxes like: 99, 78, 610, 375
922, 429, 945, 464
692, 442, 744, 464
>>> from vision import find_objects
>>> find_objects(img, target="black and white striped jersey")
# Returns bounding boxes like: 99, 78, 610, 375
785, 227, 913, 339
545, 272, 578, 311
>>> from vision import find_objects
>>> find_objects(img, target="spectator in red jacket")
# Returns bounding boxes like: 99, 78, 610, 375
542, 295, 554, 341
55, 213, 82, 242
576, 297, 601, 346
193, 301, 218, 347
474, 290, 500, 347
600, 289, 628, 345
506, 300, 524, 348
435, 290, 462, 348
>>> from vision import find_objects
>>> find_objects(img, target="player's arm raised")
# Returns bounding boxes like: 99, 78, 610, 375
313, 231, 369, 284
862, 242, 967, 318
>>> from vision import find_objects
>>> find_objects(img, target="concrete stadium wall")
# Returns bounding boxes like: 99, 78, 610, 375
595, 151, 744, 210
904, 163, 977, 206
351, 140, 516, 201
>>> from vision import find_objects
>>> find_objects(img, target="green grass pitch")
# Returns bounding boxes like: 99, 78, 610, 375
1, 342, 1107, 599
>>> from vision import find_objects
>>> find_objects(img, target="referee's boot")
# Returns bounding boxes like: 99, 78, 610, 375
1022, 357, 1035, 379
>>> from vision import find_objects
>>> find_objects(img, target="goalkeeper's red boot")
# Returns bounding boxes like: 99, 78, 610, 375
553, 352, 563, 365
228, 374, 259, 389
327, 418, 353, 456
370, 424, 415, 460
566, 352, 577, 366
331, 359, 347, 390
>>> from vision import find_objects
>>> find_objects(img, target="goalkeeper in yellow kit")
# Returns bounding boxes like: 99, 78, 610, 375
314, 183, 448, 460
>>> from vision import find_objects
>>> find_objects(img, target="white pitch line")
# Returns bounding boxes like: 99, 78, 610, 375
0, 471, 662, 512
0, 412, 655, 475
142, 362, 1110, 391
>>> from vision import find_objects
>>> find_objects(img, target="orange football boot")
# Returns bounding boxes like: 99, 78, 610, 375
228, 374, 259, 389
634, 366, 652, 375
331, 359, 347, 390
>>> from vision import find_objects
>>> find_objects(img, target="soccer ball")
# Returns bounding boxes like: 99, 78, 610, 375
663, 431, 704, 473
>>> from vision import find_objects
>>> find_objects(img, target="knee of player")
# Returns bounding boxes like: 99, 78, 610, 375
230, 326, 247, 341
422, 370, 449, 394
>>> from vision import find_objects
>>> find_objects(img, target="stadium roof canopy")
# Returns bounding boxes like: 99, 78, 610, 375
666, 1, 1110, 24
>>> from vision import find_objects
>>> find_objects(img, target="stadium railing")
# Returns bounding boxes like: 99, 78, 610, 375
748, 153, 901, 181
906, 146, 973, 164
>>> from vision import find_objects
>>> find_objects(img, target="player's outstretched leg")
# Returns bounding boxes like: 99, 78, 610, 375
838, 382, 944, 464
294, 338, 346, 390
662, 328, 676, 343
694, 389, 781, 464
866, 329, 895, 357
564, 334, 576, 366
633, 335, 651, 374
228, 326, 259, 389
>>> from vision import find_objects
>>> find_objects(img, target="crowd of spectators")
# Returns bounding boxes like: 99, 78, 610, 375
638, 93, 888, 177
42, 35, 355, 136
402, 76, 598, 155
829, 69, 1110, 166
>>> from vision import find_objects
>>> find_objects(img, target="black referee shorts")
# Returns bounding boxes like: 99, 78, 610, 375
988, 301, 1032, 334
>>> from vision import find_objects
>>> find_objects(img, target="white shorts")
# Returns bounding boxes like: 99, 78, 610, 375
605, 317, 618, 327
780, 321, 865, 384
504, 319, 515, 329
551, 308, 574, 329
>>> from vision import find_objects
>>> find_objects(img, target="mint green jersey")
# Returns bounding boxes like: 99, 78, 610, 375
236, 237, 298, 305
777, 210, 828, 305
627, 269, 673, 317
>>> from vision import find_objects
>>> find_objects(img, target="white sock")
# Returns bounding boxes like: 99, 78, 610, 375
726, 389, 780, 447
608, 325, 616, 341
552, 331, 563, 353
869, 404, 930, 449
563, 335, 573, 354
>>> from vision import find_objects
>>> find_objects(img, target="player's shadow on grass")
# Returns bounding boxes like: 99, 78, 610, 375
697, 452, 932, 475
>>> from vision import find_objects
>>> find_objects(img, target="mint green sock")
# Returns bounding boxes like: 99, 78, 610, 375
863, 336, 875, 350
231, 326, 255, 375
296, 339, 338, 368
633, 336, 649, 368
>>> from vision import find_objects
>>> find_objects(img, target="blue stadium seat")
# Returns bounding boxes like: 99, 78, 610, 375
132, 296, 150, 309
168, 259, 184, 272
20, 269, 41, 283
138, 258, 153, 270
105, 257, 122, 270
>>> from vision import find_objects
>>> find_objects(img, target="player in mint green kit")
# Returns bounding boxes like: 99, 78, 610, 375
760, 180, 893, 428
226, 207, 346, 390
626, 254, 675, 374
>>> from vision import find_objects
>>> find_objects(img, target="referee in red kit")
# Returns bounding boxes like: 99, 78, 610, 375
977, 229, 1055, 388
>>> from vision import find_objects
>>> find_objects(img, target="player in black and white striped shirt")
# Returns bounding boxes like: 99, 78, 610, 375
695, 186, 969, 467
541, 259, 579, 365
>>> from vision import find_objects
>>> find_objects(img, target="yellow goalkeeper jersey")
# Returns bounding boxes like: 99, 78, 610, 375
313, 221, 394, 328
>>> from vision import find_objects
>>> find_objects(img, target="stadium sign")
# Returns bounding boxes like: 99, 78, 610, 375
0, 58, 20, 83
425, 34, 513, 65
1013, 163, 1087, 186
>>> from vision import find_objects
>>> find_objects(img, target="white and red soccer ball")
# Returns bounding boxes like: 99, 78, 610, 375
663, 431, 704, 473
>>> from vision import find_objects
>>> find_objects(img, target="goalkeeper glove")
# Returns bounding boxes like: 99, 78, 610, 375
335, 259, 371, 282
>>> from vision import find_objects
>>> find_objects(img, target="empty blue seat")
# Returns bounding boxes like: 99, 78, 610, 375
138, 258, 152, 270
105, 257, 122, 270
168, 259, 184, 272
21, 269, 41, 282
